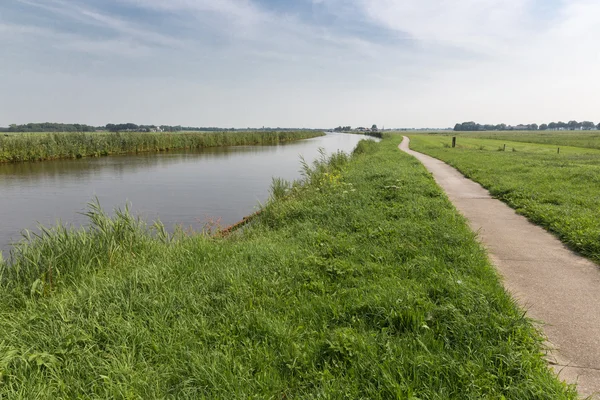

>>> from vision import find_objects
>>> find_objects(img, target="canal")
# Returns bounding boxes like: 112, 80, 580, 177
0, 132, 373, 253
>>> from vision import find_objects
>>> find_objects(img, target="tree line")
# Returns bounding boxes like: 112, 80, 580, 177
0, 122, 321, 133
105, 124, 240, 132
333, 126, 352, 132
333, 125, 378, 132
2, 123, 96, 132
0, 123, 235, 133
455, 121, 600, 131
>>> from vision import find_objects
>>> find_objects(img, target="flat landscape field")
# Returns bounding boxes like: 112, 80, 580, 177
441, 130, 600, 150
410, 132, 600, 263
0, 137, 574, 398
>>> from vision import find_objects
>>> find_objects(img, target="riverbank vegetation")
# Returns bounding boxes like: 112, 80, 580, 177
410, 134, 600, 264
0, 130, 324, 163
0, 136, 574, 398
0, 122, 316, 133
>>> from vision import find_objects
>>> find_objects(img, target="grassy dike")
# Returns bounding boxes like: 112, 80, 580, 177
0, 130, 324, 163
0, 137, 575, 398
410, 134, 600, 264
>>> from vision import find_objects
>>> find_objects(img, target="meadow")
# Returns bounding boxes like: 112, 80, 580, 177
438, 130, 600, 150
0, 136, 574, 398
0, 130, 324, 163
409, 133, 600, 263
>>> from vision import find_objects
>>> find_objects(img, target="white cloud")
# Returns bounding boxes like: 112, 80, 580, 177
122, 0, 266, 27
16, 0, 182, 48
360, 0, 533, 55
2, 0, 600, 128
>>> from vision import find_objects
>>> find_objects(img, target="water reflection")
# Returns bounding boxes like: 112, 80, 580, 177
0, 133, 374, 251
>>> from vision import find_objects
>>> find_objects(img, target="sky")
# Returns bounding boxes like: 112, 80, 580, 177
1, 0, 599, 129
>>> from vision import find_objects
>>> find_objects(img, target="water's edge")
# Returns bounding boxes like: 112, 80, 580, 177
0, 133, 376, 253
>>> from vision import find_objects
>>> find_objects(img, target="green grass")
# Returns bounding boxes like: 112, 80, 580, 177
0, 137, 574, 398
442, 130, 600, 150
0, 130, 324, 163
410, 134, 600, 263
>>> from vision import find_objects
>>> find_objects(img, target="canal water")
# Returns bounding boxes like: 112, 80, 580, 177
0, 133, 373, 253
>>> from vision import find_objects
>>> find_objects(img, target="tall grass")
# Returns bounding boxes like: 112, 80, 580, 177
0, 130, 324, 163
0, 137, 575, 398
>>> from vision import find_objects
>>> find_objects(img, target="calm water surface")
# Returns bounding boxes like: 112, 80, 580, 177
0, 133, 373, 252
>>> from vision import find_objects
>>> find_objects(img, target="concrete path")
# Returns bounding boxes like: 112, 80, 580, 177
400, 136, 600, 398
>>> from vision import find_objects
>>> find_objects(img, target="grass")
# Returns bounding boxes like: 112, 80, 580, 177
0, 136, 575, 398
0, 130, 324, 163
446, 130, 600, 150
410, 133, 600, 264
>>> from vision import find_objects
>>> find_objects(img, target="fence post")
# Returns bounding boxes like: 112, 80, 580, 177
452, 137, 456, 148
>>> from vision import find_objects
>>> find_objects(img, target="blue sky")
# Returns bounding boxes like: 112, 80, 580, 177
1, 0, 599, 128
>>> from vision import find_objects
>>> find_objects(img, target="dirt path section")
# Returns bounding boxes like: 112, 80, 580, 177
400, 136, 600, 398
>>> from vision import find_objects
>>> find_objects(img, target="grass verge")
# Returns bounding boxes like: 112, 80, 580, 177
410, 134, 600, 264
0, 130, 324, 163
0, 136, 575, 398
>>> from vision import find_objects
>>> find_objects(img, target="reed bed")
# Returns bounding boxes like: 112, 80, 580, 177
0, 130, 324, 163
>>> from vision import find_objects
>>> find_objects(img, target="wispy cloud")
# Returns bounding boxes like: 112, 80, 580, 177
360, 0, 533, 55
15, 0, 182, 48
124, 0, 265, 22
1, 0, 599, 128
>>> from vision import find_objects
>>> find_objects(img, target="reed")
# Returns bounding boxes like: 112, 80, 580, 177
0, 130, 324, 163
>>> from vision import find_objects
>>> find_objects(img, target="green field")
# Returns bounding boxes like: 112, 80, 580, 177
0, 131, 324, 163
0, 136, 574, 398
410, 133, 600, 263
447, 130, 600, 150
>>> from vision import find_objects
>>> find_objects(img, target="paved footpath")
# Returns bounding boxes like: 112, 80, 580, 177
400, 136, 600, 398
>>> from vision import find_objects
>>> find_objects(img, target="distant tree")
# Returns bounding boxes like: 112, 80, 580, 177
529, 123, 539, 131
454, 121, 481, 131
539, 123, 548, 131
105, 123, 140, 132
597, 122, 600, 130
581, 121, 595, 130
7, 122, 95, 132
371, 124, 378, 131
567, 120, 580, 130
557, 121, 567, 130
548, 122, 557, 130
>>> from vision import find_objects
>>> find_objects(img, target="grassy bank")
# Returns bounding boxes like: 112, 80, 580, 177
0, 137, 574, 398
410, 134, 600, 263
0, 130, 324, 163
